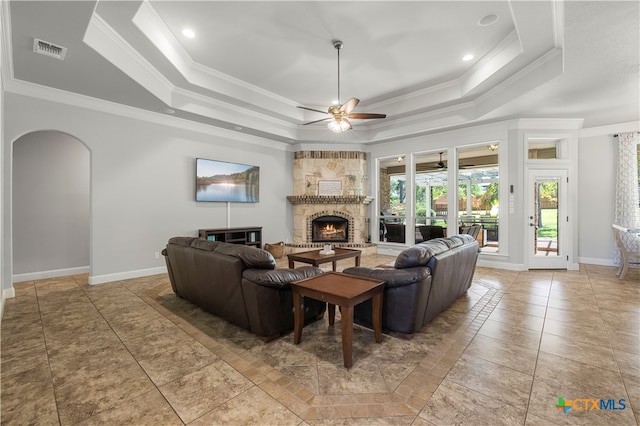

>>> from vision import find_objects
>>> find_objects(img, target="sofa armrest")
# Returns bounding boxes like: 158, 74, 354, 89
343, 266, 430, 288
243, 266, 323, 289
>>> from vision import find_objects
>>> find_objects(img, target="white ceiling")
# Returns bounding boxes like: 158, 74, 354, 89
4, 1, 639, 145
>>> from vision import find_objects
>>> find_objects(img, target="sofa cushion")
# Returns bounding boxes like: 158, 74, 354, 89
243, 266, 322, 289
456, 234, 476, 244
343, 266, 430, 288
394, 235, 475, 269
394, 246, 431, 269
190, 239, 222, 251
394, 240, 448, 268
214, 244, 276, 269
168, 236, 198, 247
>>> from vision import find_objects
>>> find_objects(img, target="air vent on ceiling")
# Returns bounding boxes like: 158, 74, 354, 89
33, 38, 67, 60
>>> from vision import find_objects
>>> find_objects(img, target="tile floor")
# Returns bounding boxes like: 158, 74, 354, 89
1, 255, 638, 425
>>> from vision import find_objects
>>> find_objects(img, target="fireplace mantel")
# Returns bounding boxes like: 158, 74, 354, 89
287, 195, 373, 205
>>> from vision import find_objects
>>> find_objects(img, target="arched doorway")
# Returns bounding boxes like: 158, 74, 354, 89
12, 131, 90, 281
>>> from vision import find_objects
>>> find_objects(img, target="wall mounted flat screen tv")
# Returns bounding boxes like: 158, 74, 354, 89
196, 158, 259, 202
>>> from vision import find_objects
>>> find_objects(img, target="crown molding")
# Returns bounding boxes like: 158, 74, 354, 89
4, 78, 291, 151
0, 0, 14, 83
512, 118, 584, 130
83, 11, 174, 104
579, 121, 640, 138
552, 0, 565, 50
460, 30, 523, 97
170, 86, 297, 140
132, 1, 299, 120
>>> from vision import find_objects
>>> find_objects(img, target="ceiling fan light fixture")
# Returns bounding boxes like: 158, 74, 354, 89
328, 118, 350, 133
298, 39, 386, 131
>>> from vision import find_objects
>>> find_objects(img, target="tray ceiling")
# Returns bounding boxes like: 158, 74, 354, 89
4, 1, 638, 144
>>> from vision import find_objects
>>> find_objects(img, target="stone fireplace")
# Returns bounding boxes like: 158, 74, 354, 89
287, 151, 375, 252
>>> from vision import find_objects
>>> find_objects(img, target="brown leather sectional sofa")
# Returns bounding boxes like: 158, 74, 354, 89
343, 234, 479, 338
163, 237, 326, 342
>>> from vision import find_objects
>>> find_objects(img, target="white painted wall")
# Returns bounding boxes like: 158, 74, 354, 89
12, 131, 90, 277
577, 133, 617, 264
4, 93, 293, 285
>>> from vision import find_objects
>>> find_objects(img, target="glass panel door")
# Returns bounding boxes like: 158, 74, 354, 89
415, 151, 448, 243
527, 169, 567, 269
378, 157, 406, 243
457, 145, 499, 252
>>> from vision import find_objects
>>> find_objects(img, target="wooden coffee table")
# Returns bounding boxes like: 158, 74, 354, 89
287, 248, 361, 271
290, 272, 385, 369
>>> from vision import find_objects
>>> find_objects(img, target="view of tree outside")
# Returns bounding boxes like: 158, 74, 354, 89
537, 180, 558, 237
413, 180, 500, 219
456, 182, 499, 216
389, 176, 406, 216
381, 148, 505, 249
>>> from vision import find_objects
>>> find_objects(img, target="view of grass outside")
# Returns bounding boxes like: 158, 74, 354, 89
538, 208, 558, 238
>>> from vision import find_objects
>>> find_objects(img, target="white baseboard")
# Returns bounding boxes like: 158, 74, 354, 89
3, 287, 15, 299
477, 258, 525, 271
88, 266, 167, 285
578, 256, 615, 267
12, 266, 91, 283
10, 265, 167, 287
1, 287, 16, 320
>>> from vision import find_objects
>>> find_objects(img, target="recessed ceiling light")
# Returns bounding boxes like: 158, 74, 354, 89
182, 28, 195, 38
462, 54, 474, 62
478, 13, 499, 27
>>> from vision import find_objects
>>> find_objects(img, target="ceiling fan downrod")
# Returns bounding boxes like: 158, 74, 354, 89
333, 40, 343, 105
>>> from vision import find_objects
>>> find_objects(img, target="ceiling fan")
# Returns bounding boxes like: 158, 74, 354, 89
424, 152, 447, 169
297, 40, 387, 133
422, 152, 475, 170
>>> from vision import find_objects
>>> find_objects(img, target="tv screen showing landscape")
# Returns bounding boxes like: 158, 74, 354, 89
196, 158, 259, 202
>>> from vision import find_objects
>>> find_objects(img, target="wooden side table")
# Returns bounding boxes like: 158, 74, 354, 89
290, 272, 385, 368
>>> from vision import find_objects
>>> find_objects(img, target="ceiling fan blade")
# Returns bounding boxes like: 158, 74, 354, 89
347, 113, 387, 119
297, 106, 330, 115
302, 117, 332, 125
340, 98, 360, 114
343, 118, 353, 130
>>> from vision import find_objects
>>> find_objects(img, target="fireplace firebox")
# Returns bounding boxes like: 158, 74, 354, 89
312, 216, 349, 243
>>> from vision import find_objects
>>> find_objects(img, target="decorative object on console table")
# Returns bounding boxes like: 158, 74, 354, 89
198, 227, 262, 249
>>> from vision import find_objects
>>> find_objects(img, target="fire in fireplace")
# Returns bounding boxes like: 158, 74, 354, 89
312, 216, 349, 243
